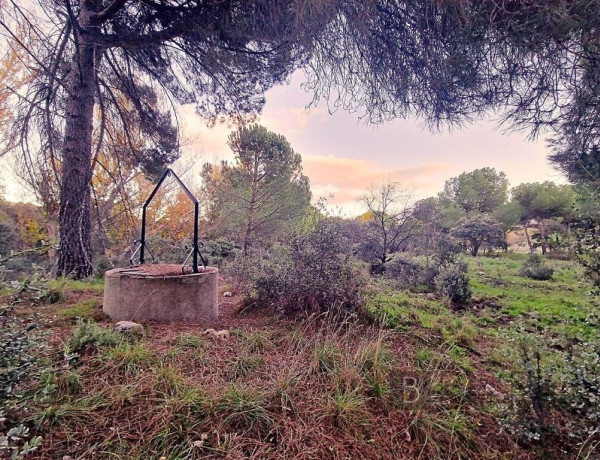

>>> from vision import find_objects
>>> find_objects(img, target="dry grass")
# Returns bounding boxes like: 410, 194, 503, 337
8, 289, 530, 460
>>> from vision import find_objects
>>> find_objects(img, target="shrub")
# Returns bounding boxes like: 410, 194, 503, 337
500, 333, 600, 449
225, 247, 267, 294
434, 263, 471, 303
143, 236, 189, 264
421, 264, 440, 291
385, 253, 423, 288
0, 304, 48, 403
435, 234, 464, 264
203, 238, 237, 267
518, 254, 554, 280
93, 255, 115, 277
250, 219, 367, 316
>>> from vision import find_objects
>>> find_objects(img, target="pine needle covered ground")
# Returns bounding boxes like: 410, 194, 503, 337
2, 254, 598, 459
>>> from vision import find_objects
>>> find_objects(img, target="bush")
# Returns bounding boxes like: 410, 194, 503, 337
435, 234, 464, 264
384, 253, 424, 288
0, 304, 48, 403
143, 236, 189, 264
203, 238, 237, 267
434, 262, 471, 303
500, 332, 600, 449
250, 219, 367, 316
225, 247, 268, 293
93, 255, 115, 277
384, 253, 450, 292
421, 264, 440, 291
518, 254, 554, 280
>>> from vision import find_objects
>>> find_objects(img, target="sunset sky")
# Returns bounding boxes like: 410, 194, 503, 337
2, 71, 564, 216
180, 72, 564, 215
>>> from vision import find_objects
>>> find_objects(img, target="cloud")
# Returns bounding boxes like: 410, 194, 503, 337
302, 154, 451, 208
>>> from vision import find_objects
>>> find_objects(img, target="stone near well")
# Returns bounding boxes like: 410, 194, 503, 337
103, 264, 218, 323
115, 320, 143, 333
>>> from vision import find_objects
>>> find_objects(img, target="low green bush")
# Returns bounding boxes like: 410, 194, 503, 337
500, 333, 600, 450
518, 254, 554, 280
0, 305, 48, 403
250, 219, 367, 316
384, 253, 424, 288
434, 262, 471, 303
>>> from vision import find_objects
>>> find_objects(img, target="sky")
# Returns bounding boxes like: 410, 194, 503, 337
178, 71, 564, 216
1, 71, 564, 216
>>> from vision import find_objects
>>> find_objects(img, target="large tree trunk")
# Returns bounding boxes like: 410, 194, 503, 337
57, 11, 98, 278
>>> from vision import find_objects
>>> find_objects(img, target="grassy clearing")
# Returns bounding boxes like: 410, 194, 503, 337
2, 255, 598, 459
467, 256, 599, 339
365, 253, 600, 456
368, 254, 597, 341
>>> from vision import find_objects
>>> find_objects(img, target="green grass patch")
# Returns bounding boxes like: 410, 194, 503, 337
177, 333, 205, 350
46, 277, 104, 295
68, 319, 122, 354
103, 342, 153, 374
366, 290, 446, 330
467, 254, 599, 340
369, 255, 597, 342
217, 384, 273, 431
57, 298, 103, 321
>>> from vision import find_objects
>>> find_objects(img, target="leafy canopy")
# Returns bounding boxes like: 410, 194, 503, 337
443, 167, 509, 214
450, 215, 505, 257
202, 125, 310, 251
512, 182, 575, 222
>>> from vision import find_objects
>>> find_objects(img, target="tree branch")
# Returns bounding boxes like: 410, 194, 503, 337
90, 0, 129, 24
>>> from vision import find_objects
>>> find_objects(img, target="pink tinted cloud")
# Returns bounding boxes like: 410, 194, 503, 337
302, 154, 451, 206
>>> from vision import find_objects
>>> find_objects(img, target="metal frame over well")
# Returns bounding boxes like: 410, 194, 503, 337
130, 168, 207, 273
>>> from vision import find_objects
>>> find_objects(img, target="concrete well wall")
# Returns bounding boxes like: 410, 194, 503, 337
103, 265, 218, 323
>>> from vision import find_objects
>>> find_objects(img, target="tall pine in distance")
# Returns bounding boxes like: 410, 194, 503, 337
202, 125, 310, 253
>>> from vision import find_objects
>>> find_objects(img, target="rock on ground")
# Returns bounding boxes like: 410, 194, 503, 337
115, 320, 143, 333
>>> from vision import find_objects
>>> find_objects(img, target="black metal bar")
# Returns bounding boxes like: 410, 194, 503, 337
168, 171, 198, 204
140, 169, 172, 264
140, 207, 147, 264
144, 169, 173, 207
135, 168, 203, 273
193, 201, 199, 273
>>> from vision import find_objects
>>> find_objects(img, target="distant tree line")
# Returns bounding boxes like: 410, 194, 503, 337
1, 0, 599, 277
0, 125, 590, 281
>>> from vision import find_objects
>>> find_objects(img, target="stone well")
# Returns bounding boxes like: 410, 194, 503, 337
103, 264, 218, 323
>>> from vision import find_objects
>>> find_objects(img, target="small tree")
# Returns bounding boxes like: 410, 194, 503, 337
493, 200, 523, 242
512, 182, 575, 254
359, 182, 416, 267
252, 218, 366, 316
450, 215, 505, 256
412, 196, 466, 254
202, 125, 311, 254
